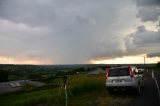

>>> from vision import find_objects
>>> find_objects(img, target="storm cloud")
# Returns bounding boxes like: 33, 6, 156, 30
124, 0, 160, 57
125, 25, 160, 54
0, 0, 159, 64
136, 0, 160, 23
147, 52, 160, 58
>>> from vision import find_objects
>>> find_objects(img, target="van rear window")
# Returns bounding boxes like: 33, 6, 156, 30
108, 68, 129, 77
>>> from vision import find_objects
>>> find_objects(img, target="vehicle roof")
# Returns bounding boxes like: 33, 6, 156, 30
109, 66, 136, 69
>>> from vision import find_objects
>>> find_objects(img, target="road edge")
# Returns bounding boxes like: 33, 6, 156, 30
152, 70, 160, 101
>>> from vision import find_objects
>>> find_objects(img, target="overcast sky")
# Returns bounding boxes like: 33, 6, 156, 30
0, 0, 160, 64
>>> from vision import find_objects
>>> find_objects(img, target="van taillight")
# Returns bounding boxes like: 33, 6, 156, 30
128, 65, 133, 78
106, 68, 110, 79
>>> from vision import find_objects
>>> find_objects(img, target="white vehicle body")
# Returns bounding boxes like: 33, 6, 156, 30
106, 66, 144, 94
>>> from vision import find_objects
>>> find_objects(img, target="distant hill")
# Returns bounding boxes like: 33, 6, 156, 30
0, 63, 156, 72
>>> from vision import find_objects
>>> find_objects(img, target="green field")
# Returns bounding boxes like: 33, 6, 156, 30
0, 74, 130, 106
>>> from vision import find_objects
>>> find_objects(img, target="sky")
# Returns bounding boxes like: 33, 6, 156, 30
0, 0, 160, 64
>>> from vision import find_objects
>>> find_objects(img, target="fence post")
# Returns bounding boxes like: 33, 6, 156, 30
63, 76, 68, 106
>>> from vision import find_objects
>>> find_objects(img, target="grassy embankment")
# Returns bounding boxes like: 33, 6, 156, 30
0, 74, 114, 106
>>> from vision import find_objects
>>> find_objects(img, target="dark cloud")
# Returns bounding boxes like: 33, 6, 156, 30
147, 52, 160, 57
124, 0, 160, 60
136, 0, 160, 22
125, 25, 160, 55
133, 26, 160, 44
0, 0, 139, 64
136, 0, 160, 6
1, 0, 159, 64
125, 0, 160, 57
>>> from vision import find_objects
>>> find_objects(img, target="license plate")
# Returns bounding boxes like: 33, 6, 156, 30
115, 80, 121, 83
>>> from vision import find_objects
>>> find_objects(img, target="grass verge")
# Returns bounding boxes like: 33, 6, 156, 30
0, 74, 114, 106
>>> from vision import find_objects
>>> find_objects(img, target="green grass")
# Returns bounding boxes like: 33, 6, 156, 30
69, 75, 105, 96
67, 74, 113, 106
0, 74, 114, 106
0, 89, 57, 106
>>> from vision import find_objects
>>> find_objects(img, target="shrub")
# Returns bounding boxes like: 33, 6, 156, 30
156, 62, 160, 69
0, 70, 8, 82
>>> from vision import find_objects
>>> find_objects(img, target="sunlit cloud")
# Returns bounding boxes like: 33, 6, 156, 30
90, 54, 160, 64
0, 56, 53, 65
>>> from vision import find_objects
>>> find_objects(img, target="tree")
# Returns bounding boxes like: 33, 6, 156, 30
0, 71, 9, 82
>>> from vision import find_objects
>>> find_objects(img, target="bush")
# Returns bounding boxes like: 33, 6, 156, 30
0, 71, 8, 82
156, 62, 160, 69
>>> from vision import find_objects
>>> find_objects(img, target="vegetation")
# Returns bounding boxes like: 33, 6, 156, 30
156, 62, 160, 69
0, 74, 114, 106
0, 64, 146, 105
0, 70, 9, 82
0, 89, 56, 106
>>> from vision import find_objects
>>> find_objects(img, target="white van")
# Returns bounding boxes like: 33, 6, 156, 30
106, 66, 144, 94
